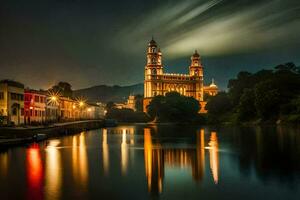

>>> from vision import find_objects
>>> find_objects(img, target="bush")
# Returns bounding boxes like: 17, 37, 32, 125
147, 92, 200, 122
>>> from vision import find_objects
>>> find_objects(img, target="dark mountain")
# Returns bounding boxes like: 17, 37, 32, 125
73, 83, 143, 103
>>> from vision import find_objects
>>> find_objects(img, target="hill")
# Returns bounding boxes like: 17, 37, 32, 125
73, 83, 143, 103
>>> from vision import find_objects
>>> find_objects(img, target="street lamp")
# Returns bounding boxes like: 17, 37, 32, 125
79, 101, 84, 107
47, 90, 61, 123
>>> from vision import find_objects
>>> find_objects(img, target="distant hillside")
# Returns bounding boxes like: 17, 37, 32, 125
73, 83, 143, 103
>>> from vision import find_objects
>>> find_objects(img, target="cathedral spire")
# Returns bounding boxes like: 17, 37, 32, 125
148, 36, 157, 47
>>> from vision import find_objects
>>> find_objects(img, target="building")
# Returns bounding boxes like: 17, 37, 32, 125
126, 95, 136, 111
46, 96, 59, 123
0, 80, 25, 125
95, 102, 107, 118
143, 39, 218, 112
59, 97, 77, 121
203, 79, 218, 96
24, 89, 47, 124
115, 95, 137, 111
85, 103, 105, 119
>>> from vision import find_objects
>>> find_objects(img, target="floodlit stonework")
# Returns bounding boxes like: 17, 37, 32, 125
143, 39, 218, 113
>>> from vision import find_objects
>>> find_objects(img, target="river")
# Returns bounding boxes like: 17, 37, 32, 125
0, 124, 300, 199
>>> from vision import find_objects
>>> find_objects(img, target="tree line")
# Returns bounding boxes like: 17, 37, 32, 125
206, 62, 300, 124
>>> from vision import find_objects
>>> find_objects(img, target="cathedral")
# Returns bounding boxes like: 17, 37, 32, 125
143, 38, 218, 113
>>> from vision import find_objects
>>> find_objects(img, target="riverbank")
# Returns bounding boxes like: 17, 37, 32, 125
0, 120, 104, 149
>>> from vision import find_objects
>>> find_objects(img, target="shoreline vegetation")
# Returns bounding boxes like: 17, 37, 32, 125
106, 62, 300, 125
205, 62, 300, 125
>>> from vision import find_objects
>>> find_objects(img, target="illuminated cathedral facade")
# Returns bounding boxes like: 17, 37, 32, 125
143, 38, 218, 112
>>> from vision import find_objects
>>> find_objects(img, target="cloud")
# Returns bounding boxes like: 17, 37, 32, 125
115, 0, 300, 58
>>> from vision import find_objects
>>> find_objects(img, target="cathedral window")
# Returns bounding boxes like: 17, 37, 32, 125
152, 69, 157, 75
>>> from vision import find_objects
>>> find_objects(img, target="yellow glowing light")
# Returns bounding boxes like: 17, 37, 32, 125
87, 108, 92, 112
47, 90, 61, 106
73, 105, 76, 109
79, 101, 84, 107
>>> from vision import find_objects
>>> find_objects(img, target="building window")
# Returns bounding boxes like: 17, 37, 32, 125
21, 108, 24, 116
11, 93, 24, 101
35, 96, 39, 103
11, 93, 17, 100
0, 92, 4, 100
12, 107, 17, 116
25, 95, 31, 101
35, 110, 38, 116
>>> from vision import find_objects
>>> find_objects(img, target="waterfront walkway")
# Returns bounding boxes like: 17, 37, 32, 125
0, 120, 104, 148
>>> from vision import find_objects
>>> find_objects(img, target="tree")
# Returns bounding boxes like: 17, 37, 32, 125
275, 62, 299, 74
254, 81, 280, 120
205, 62, 300, 123
50, 82, 73, 97
205, 92, 232, 115
134, 94, 144, 112
237, 89, 256, 121
147, 92, 200, 122
106, 108, 149, 123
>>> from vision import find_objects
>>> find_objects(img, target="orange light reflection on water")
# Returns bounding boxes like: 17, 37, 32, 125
102, 128, 109, 175
209, 131, 219, 184
45, 140, 61, 200
26, 144, 43, 200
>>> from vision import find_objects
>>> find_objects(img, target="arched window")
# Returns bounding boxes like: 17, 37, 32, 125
152, 68, 157, 75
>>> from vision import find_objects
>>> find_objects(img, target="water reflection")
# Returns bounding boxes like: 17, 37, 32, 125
0, 151, 8, 177
72, 132, 88, 187
194, 129, 205, 182
121, 129, 128, 175
26, 144, 44, 200
102, 128, 109, 175
45, 140, 62, 200
144, 128, 164, 195
143, 128, 220, 194
208, 131, 219, 184
1, 125, 300, 199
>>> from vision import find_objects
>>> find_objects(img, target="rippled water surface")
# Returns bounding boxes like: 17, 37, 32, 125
1, 124, 300, 200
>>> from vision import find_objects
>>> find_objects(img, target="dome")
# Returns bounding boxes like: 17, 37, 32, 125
209, 79, 218, 88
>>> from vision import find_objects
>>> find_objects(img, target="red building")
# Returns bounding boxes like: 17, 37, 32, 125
24, 89, 46, 125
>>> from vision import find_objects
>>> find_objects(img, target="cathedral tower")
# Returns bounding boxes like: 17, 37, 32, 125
189, 50, 204, 101
144, 38, 163, 98
189, 50, 203, 77
143, 39, 217, 113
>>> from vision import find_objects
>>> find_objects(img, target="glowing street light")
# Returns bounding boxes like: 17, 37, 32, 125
51, 96, 57, 101
79, 101, 85, 107
47, 90, 61, 106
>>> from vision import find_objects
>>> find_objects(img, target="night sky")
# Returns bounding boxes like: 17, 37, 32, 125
1, 0, 300, 90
